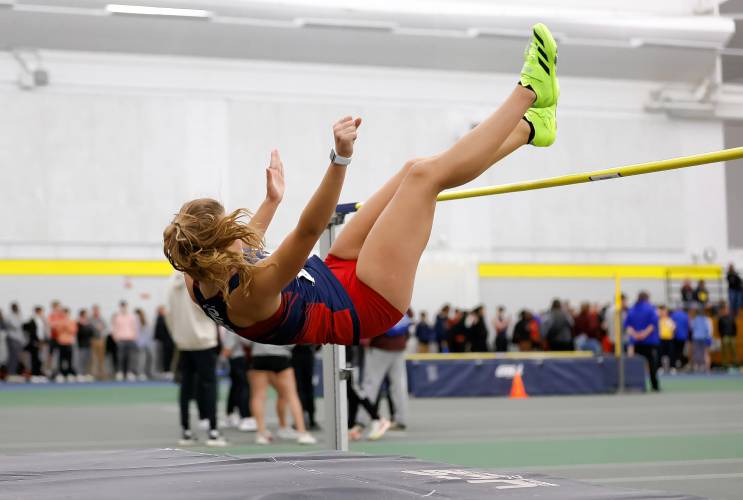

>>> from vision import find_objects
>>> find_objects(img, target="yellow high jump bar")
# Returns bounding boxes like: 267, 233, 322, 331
345, 146, 743, 211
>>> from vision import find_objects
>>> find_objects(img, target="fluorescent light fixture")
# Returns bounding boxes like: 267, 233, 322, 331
296, 17, 396, 32
0, 0, 15, 7
106, 4, 212, 19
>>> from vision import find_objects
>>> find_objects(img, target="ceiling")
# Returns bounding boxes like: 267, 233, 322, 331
0, 0, 738, 83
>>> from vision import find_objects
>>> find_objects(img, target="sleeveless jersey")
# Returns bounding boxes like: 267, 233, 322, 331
192, 255, 360, 345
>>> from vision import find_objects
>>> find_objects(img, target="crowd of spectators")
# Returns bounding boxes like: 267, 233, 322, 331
0, 300, 174, 383
407, 271, 741, 390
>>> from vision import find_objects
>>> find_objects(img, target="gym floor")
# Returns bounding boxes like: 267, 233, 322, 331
1, 375, 741, 500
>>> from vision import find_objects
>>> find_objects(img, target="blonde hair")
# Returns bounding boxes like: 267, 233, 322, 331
163, 198, 263, 300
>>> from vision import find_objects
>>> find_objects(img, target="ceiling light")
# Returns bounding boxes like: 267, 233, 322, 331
0, 0, 15, 7
296, 17, 396, 32
106, 4, 212, 19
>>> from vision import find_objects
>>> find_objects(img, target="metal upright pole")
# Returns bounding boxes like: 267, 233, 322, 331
318, 214, 349, 451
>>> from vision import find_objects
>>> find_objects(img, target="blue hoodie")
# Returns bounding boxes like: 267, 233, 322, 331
690, 315, 711, 342
670, 309, 690, 341
624, 300, 660, 346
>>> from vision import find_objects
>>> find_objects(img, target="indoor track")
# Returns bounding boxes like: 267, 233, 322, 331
2, 375, 741, 499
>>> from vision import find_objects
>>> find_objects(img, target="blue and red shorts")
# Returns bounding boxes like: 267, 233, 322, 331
324, 254, 403, 342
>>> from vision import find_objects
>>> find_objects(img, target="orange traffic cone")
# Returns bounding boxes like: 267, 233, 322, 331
509, 372, 528, 399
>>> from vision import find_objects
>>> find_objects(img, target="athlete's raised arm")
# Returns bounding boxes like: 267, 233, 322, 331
249, 150, 285, 238
255, 116, 361, 293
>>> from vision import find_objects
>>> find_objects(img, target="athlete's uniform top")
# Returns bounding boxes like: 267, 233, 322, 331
191, 252, 402, 346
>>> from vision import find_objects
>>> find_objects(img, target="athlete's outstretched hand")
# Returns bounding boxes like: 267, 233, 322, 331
333, 116, 362, 158
266, 149, 285, 203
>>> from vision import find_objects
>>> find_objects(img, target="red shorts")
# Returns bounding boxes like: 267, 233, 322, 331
324, 254, 403, 341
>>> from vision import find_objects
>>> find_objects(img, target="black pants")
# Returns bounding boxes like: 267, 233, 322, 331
494, 333, 508, 352
58, 345, 76, 377
227, 357, 250, 418
347, 380, 379, 427
292, 345, 317, 426
672, 339, 687, 369
28, 343, 43, 376
179, 349, 218, 431
634, 344, 660, 391
160, 339, 175, 373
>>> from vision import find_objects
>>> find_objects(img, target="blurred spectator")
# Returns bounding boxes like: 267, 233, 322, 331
89, 305, 108, 380
135, 308, 156, 380
55, 308, 78, 382
541, 299, 574, 351
492, 306, 510, 352
574, 302, 601, 354
292, 344, 319, 431
512, 310, 534, 351
414, 311, 435, 353
694, 280, 709, 307
466, 306, 488, 353
221, 329, 256, 432
0, 309, 7, 379
76, 309, 95, 381
602, 294, 627, 352
728, 264, 742, 319
23, 306, 48, 380
6, 303, 25, 381
447, 309, 467, 353
154, 306, 175, 376
718, 302, 738, 370
657, 305, 676, 373
166, 273, 225, 447
689, 307, 711, 373
47, 301, 65, 375
625, 291, 660, 391
680, 280, 694, 308
111, 301, 139, 381
249, 343, 315, 446
434, 304, 450, 353
670, 306, 690, 371
358, 315, 411, 434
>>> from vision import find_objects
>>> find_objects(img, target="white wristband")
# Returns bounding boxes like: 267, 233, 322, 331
330, 148, 352, 166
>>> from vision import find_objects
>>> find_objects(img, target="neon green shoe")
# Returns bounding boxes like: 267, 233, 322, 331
519, 23, 559, 108
524, 104, 556, 147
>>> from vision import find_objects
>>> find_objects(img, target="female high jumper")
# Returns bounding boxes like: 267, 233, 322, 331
163, 23, 559, 346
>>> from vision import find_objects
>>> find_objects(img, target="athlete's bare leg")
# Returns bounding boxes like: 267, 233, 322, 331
328, 120, 529, 260
356, 86, 534, 311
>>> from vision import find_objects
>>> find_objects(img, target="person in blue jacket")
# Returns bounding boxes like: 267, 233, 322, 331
624, 291, 660, 391
669, 307, 690, 371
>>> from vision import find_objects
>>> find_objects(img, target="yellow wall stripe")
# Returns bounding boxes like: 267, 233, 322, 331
0, 260, 173, 277
478, 263, 722, 280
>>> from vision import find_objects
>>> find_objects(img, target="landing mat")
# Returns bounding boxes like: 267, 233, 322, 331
0, 449, 705, 499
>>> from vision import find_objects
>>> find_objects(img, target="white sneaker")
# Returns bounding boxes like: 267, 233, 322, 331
255, 431, 272, 445
178, 430, 197, 446
226, 413, 240, 428
198, 418, 210, 431
238, 417, 257, 432
206, 431, 228, 447
367, 419, 391, 441
126, 373, 137, 382
55, 374, 65, 383
138, 374, 148, 382
76, 375, 86, 383
297, 432, 317, 445
276, 427, 298, 440
115, 372, 124, 381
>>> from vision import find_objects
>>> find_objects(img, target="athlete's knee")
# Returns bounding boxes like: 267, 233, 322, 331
406, 158, 443, 189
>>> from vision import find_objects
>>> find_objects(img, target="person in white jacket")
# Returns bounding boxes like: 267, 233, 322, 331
165, 272, 226, 447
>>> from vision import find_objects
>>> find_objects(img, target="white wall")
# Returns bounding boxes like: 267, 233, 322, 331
0, 51, 731, 315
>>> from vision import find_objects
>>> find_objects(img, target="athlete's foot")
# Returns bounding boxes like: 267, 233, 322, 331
519, 23, 559, 108
524, 105, 556, 147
